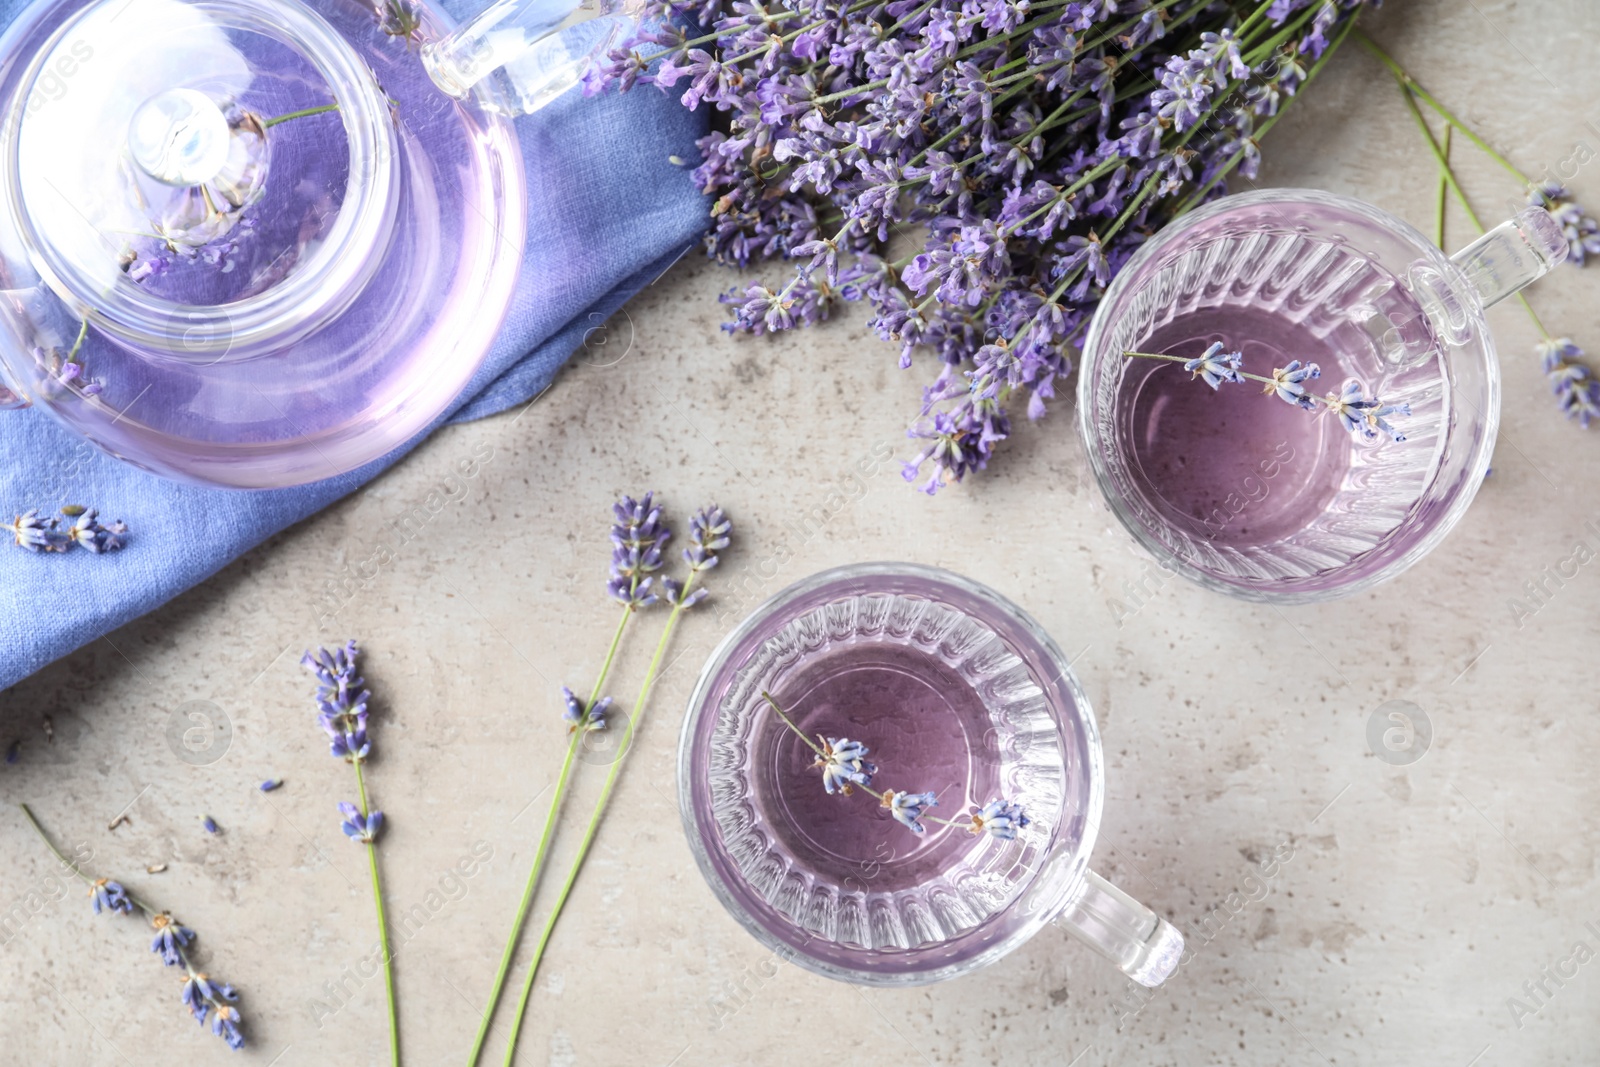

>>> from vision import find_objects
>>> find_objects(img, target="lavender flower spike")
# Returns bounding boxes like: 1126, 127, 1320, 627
608, 492, 671, 607
1184, 341, 1244, 390
664, 503, 733, 607
1264, 360, 1321, 410
88, 877, 132, 915
302, 641, 372, 763
967, 799, 1030, 840
338, 801, 383, 844
813, 736, 876, 795
1537, 337, 1600, 426
884, 790, 939, 834
181, 972, 245, 1049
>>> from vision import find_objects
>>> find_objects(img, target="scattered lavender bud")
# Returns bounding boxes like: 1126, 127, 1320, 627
147, 863, 168, 874
202, 816, 219, 834
258, 778, 282, 792
5, 740, 17, 764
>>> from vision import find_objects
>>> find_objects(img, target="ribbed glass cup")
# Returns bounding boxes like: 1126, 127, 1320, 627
678, 563, 1183, 987
1077, 189, 1564, 603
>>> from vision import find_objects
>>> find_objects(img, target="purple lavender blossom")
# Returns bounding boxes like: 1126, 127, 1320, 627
1325, 380, 1411, 442
202, 815, 220, 835
89, 878, 133, 915
967, 798, 1030, 840
1529, 182, 1600, 265
302, 642, 372, 763
1266, 359, 1321, 409
562, 686, 612, 732
884, 789, 938, 834
338, 801, 383, 844
6, 509, 54, 552
1537, 336, 1600, 426
181, 971, 245, 1049
608, 493, 671, 607
663, 503, 731, 607
150, 912, 195, 966
588, 0, 1374, 493
812, 736, 876, 794
1185, 342, 1245, 389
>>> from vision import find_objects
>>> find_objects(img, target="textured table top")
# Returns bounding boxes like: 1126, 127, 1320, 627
3, 1, 1598, 1063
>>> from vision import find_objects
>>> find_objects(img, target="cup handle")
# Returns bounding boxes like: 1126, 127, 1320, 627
1056, 869, 1183, 987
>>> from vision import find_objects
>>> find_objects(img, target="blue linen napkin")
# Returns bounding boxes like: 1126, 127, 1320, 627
0, 5, 708, 694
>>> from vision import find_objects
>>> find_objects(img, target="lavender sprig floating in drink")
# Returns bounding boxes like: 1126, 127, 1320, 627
761, 692, 1029, 842
1124, 343, 1412, 443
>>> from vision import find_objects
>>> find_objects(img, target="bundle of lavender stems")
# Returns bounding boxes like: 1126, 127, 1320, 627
591, 0, 1375, 492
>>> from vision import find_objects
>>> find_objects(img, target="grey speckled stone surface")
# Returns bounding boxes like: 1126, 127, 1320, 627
3, 1, 1600, 1063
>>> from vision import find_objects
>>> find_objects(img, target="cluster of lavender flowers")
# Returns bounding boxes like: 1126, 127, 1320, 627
24, 807, 246, 1050
765, 693, 1029, 838
5, 506, 128, 554
591, 0, 1374, 492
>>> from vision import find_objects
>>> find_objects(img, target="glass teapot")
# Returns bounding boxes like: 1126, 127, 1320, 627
0, 0, 640, 488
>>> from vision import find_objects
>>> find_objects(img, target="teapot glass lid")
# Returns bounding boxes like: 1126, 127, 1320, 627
9, 0, 397, 357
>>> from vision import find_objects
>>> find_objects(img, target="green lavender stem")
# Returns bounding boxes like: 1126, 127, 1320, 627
497, 583, 700, 1066
353, 759, 400, 1067
1390, 73, 1554, 340
464, 606, 633, 1067
262, 103, 341, 128
1355, 33, 1531, 187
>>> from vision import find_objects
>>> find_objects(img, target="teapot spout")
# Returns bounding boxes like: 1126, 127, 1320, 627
1449, 206, 1568, 310
422, 0, 641, 116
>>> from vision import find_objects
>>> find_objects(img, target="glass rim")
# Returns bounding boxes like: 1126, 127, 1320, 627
676, 561, 1106, 986
1073, 186, 1500, 605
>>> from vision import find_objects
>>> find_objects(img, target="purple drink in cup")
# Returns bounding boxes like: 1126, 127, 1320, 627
679, 563, 1183, 987
1078, 189, 1567, 602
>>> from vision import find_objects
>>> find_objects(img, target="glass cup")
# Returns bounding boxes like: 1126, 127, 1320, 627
678, 562, 1183, 987
1076, 189, 1567, 603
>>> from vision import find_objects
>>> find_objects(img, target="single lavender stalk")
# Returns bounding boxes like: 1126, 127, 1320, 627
464, 494, 670, 1067
760, 692, 1030, 839
1123, 345, 1410, 442
302, 642, 398, 1067
497, 506, 732, 1067
20, 803, 247, 1050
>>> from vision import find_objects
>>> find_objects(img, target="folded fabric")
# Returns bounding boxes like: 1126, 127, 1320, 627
0, 3, 709, 694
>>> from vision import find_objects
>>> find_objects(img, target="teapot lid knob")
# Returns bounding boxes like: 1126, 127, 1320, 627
127, 88, 231, 187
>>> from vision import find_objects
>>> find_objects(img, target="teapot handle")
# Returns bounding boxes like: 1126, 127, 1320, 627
421, 0, 643, 116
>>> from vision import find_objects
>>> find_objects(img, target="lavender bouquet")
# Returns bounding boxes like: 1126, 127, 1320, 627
592, 0, 1375, 492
